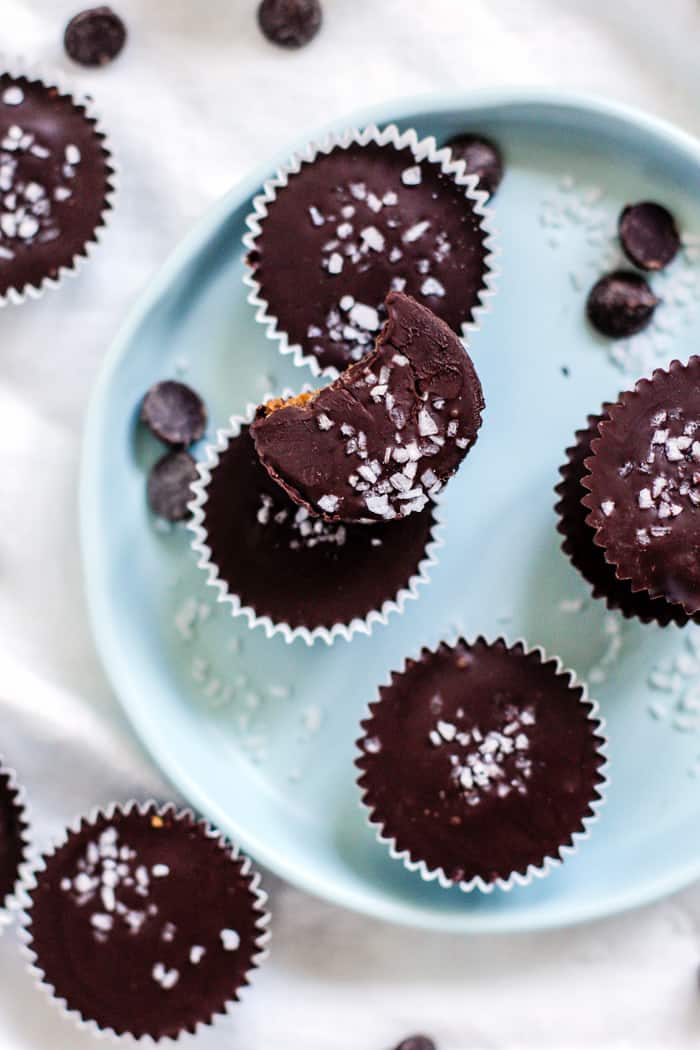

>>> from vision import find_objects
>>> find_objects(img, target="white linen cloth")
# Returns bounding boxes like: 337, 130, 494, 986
2, 1, 700, 1046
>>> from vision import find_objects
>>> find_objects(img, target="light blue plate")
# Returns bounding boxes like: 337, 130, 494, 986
81, 91, 700, 932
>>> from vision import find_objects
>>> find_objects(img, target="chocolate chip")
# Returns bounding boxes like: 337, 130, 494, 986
443, 133, 503, 197
141, 381, 207, 448
257, 0, 322, 48
619, 202, 680, 271
147, 451, 198, 522
64, 7, 127, 66
586, 270, 659, 338
394, 1037, 436, 1050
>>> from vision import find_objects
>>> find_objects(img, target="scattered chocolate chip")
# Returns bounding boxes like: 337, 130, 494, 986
141, 381, 207, 448
64, 7, 127, 67
618, 201, 680, 271
443, 133, 503, 197
586, 270, 659, 338
257, 0, 322, 48
394, 1036, 436, 1050
147, 451, 198, 522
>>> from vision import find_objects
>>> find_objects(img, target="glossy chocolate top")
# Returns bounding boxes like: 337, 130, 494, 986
28, 806, 265, 1039
203, 422, 436, 630
357, 638, 604, 884
252, 292, 483, 523
249, 140, 489, 373
584, 357, 700, 616
0, 74, 113, 296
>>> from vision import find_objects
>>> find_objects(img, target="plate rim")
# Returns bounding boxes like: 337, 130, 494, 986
80, 87, 700, 933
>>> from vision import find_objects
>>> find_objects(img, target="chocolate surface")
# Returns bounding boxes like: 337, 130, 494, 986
64, 7, 127, 67
555, 412, 690, 626
202, 424, 436, 630
252, 292, 483, 523
443, 133, 503, 198
586, 270, 659, 338
583, 357, 700, 616
0, 766, 27, 908
0, 74, 113, 297
249, 140, 489, 373
257, 0, 322, 47
619, 201, 679, 272
357, 639, 605, 884
147, 450, 198, 521
141, 380, 207, 448
28, 805, 266, 1039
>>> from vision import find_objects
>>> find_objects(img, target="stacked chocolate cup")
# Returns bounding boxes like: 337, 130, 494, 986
190, 124, 498, 644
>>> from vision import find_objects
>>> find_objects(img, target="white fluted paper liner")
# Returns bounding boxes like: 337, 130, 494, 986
0, 757, 32, 931
242, 122, 500, 378
0, 55, 117, 308
17, 799, 270, 1043
356, 636, 609, 894
187, 391, 445, 646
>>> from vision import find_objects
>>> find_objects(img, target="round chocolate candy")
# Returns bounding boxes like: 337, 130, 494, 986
252, 291, 484, 524
257, 0, 322, 48
357, 638, 606, 887
64, 7, 127, 67
23, 804, 268, 1040
245, 137, 491, 375
555, 411, 691, 626
0, 762, 29, 911
147, 450, 198, 522
394, 1037, 437, 1050
582, 356, 700, 618
586, 270, 659, 338
141, 380, 207, 448
618, 201, 680, 272
0, 74, 114, 301
443, 133, 503, 197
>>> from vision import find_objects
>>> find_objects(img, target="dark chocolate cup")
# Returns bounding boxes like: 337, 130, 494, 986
356, 637, 608, 893
581, 358, 700, 622
18, 800, 270, 1042
555, 408, 692, 626
188, 396, 444, 646
0, 757, 31, 930
0, 57, 116, 306
242, 123, 498, 379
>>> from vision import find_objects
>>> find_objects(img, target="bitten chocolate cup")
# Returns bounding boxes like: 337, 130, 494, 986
251, 291, 484, 525
243, 123, 498, 378
0, 58, 116, 306
188, 396, 444, 646
0, 758, 31, 930
18, 801, 270, 1042
582, 357, 700, 621
555, 408, 691, 626
356, 637, 607, 892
